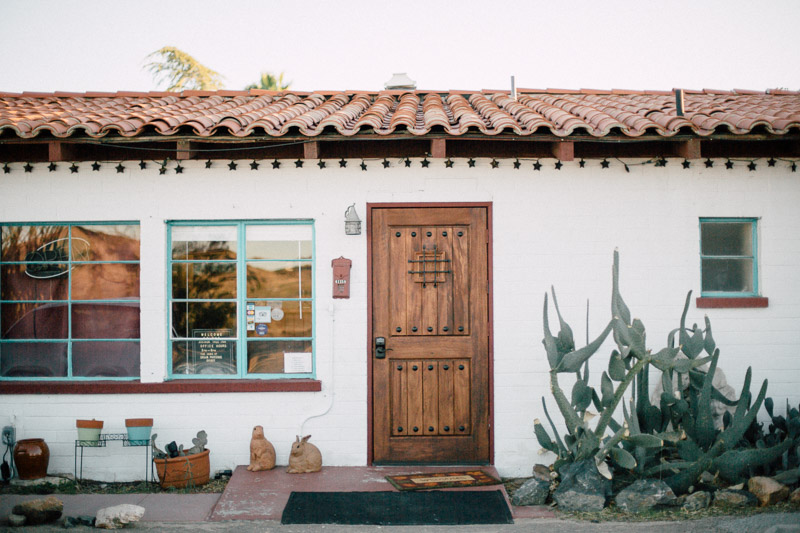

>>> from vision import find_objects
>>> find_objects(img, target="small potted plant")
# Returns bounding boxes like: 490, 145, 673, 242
125, 418, 154, 445
76, 419, 103, 446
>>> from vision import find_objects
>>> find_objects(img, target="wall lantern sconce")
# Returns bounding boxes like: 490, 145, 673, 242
345, 204, 361, 235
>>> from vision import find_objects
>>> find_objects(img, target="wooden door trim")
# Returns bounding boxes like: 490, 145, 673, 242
366, 202, 494, 465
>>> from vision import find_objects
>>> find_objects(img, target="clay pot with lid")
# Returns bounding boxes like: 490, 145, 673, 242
13, 438, 50, 480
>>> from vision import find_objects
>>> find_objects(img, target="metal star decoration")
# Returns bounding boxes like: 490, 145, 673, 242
682, 160, 691, 169
116, 163, 125, 173
421, 158, 430, 168
655, 158, 668, 167
382, 159, 390, 168
404, 158, 411, 167
3, 164, 10, 174
579, 159, 586, 168
767, 158, 776, 167
294, 159, 303, 168
70, 164, 79, 173
250, 160, 260, 170
360, 161, 368, 171
490, 159, 499, 169
24, 163, 33, 173
467, 158, 476, 167
600, 159, 610, 169
91, 162, 101, 171
445, 158, 454, 168
48, 162, 57, 172
533, 161, 542, 171
513, 159, 521, 169
205, 160, 213, 169
747, 161, 757, 171
318, 160, 326, 169
339, 159, 347, 168
228, 161, 238, 171
704, 159, 714, 168
792, 162, 797, 172
139, 160, 147, 169
175, 164, 184, 174
725, 160, 734, 169
159, 165, 168, 175
554, 161, 562, 170
272, 159, 281, 169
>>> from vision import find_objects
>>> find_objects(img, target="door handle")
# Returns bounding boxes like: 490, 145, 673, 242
375, 337, 386, 359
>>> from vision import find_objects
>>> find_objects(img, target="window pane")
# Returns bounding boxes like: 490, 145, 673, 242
72, 264, 140, 300
72, 225, 140, 261
72, 302, 140, 339
246, 301, 312, 338
0, 225, 68, 262
702, 258, 754, 293
1, 264, 68, 301
72, 341, 139, 377
247, 340, 312, 374
247, 262, 311, 298
172, 262, 236, 299
171, 226, 237, 260
171, 339, 237, 375
171, 302, 236, 338
0, 341, 68, 377
701, 222, 753, 256
246, 225, 312, 260
2, 302, 68, 339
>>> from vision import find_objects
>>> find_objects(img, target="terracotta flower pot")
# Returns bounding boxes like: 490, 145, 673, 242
153, 449, 210, 489
13, 438, 50, 480
76, 419, 103, 446
125, 418, 153, 445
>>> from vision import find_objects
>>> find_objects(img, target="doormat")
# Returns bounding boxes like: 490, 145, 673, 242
385, 469, 502, 490
281, 490, 513, 525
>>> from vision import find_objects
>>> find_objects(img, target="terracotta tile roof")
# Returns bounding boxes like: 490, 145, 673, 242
0, 89, 798, 140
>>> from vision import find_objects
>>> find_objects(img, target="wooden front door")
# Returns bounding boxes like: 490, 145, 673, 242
370, 205, 490, 464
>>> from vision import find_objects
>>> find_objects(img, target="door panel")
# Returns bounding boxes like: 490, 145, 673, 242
371, 206, 489, 464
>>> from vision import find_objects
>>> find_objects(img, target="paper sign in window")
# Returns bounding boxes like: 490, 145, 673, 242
284, 352, 312, 373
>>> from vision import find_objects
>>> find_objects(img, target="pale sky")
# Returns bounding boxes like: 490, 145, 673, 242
1, 0, 798, 93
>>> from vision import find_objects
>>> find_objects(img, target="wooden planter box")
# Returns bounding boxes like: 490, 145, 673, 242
153, 449, 210, 489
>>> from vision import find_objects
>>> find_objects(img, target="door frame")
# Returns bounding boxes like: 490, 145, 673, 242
366, 202, 494, 465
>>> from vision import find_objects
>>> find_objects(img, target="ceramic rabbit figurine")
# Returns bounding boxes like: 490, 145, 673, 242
287, 435, 322, 473
247, 425, 276, 472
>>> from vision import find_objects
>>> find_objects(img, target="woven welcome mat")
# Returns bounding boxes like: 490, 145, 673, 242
385, 469, 502, 491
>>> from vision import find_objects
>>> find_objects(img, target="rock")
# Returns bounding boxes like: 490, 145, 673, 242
11, 496, 63, 525
7, 513, 26, 527
62, 516, 77, 529
94, 504, 145, 529
532, 464, 552, 482
713, 489, 758, 507
699, 471, 721, 486
773, 468, 800, 486
512, 478, 550, 506
615, 479, 676, 513
748, 476, 789, 506
62, 515, 94, 529
76, 515, 95, 526
791, 487, 800, 504
553, 459, 611, 512
682, 491, 711, 511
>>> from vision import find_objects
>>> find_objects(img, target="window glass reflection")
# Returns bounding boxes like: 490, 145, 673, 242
246, 225, 311, 260
1, 264, 68, 301
247, 340, 311, 374
73, 225, 140, 261
2, 302, 69, 339
0, 342, 68, 377
171, 226, 237, 260
73, 341, 140, 377
172, 262, 236, 299
72, 264, 140, 300
171, 302, 236, 338
247, 262, 311, 298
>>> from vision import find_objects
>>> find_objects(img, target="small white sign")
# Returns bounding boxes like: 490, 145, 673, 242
284, 352, 312, 373
254, 306, 272, 323
247, 323, 256, 331
271, 307, 284, 321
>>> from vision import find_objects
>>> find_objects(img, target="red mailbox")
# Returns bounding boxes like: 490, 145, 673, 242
332, 257, 352, 299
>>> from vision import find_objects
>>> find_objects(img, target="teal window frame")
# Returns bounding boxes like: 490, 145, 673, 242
699, 217, 758, 297
166, 220, 315, 380
0, 221, 141, 381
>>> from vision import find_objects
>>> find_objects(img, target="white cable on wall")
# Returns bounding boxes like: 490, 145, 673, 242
299, 300, 336, 436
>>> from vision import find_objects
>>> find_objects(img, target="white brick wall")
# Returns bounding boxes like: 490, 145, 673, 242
2, 157, 799, 480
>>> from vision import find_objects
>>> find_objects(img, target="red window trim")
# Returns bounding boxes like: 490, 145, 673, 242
696, 297, 768, 309
0, 379, 321, 395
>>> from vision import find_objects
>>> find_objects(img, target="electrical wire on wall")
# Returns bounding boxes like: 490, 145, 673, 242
299, 300, 336, 436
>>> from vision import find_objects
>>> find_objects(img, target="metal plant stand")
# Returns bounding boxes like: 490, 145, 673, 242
74, 433, 152, 483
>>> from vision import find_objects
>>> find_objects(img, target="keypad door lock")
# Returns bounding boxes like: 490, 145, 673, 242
375, 337, 386, 359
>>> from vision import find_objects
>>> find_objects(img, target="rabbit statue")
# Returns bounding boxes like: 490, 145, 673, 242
287, 435, 322, 473
247, 425, 276, 472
